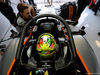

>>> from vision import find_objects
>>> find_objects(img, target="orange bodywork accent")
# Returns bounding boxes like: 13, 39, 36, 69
60, 24, 69, 39
23, 26, 35, 45
76, 48, 91, 75
7, 58, 16, 75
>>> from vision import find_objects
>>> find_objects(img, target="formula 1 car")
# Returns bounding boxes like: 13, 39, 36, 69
0, 14, 99, 75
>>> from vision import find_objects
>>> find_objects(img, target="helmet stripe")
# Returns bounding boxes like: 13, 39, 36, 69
37, 44, 41, 48
46, 38, 51, 45
51, 43, 54, 49
40, 39, 43, 45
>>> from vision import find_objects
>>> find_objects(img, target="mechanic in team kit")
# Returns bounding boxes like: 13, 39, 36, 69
14, 3, 35, 33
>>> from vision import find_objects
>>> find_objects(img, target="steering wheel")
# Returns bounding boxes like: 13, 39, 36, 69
16, 14, 77, 70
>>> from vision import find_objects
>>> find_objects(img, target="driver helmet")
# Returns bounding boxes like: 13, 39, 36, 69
36, 33, 56, 58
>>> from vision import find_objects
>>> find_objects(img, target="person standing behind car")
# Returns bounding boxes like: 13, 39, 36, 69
47, 0, 52, 5
28, 0, 36, 6
14, 3, 35, 33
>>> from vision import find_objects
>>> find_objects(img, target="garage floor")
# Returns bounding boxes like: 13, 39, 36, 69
0, 0, 100, 73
